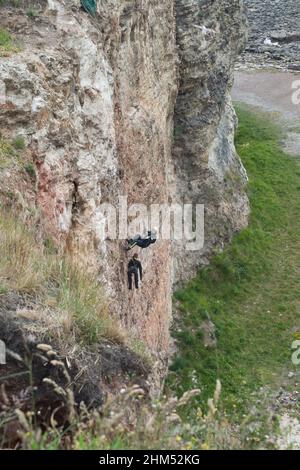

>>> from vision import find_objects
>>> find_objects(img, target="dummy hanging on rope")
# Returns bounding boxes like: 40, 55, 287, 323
81, 0, 97, 15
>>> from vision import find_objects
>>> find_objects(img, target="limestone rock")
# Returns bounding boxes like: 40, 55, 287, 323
201, 319, 217, 349
172, 0, 249, 283
0, 0, 249, 386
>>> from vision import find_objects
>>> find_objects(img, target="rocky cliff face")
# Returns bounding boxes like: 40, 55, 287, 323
173, 0, 249, 282
0, 0, 249, 384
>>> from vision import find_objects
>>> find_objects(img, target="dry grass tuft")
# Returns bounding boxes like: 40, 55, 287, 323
10, 377, 246, 450
0, 209, 46, 292
0, 208, 124, 345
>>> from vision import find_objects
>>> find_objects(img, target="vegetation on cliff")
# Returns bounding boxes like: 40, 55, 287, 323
0, 206, 123, 346
0, 27, 19, 56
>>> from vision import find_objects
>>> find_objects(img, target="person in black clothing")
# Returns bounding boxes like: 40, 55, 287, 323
127, 230, 157, 251
128, 254, 143, 290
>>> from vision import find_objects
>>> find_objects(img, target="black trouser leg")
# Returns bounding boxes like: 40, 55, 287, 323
134, 270, 139, 289
128, 271, 133, 290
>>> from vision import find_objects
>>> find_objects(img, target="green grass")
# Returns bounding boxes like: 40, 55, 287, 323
12, 135, 26, 150
26, 7, 38, 18
0, 27, 19, 56
0, 135, 37, 179
24, 162, 36, 179
0, 0, 22, 7
0, 137, 20, 168
167, 106, 300, 417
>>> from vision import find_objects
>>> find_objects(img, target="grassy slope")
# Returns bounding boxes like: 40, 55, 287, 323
167, 106, 300, 417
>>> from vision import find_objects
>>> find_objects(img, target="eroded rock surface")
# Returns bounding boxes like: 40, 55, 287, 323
173, 0, 249, 281
0, 0, 249, 386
